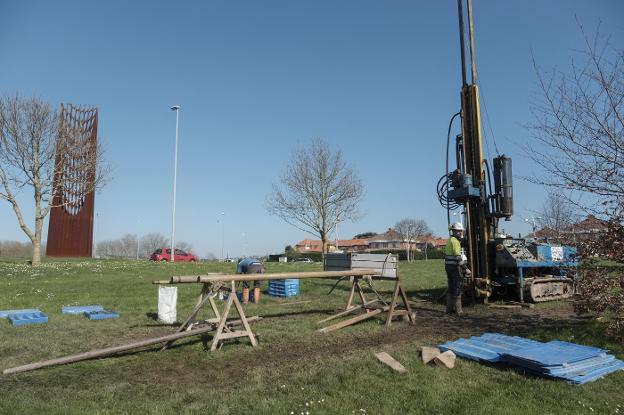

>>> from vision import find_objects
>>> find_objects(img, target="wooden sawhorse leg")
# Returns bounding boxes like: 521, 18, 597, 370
210, 282, 258, 351
385, 277, 415, 327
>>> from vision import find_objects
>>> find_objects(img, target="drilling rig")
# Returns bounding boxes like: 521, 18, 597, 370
437, 0, 578, 303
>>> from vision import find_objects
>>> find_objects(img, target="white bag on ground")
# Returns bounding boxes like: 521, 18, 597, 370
158, 286, 177, 324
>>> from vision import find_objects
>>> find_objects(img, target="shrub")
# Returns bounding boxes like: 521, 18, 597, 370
575, 216, 624, 341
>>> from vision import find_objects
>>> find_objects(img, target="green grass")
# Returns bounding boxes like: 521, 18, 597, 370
0, 258, 623, 414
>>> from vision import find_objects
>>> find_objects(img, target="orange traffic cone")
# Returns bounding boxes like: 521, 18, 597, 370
242, 287, 249, 304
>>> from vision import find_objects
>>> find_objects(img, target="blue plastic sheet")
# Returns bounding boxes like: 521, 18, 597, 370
439, 333, 624, 385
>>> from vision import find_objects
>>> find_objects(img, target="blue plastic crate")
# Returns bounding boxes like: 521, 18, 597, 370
62, 305, 104, 315
8, 311, 48, 326
268, 279, 299, 297
84, 310, 119, 320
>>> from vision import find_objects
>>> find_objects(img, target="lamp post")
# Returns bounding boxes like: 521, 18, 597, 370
220, 212, 225, 261
170, 105, 180, 263
524, 216, 542, 237
136, 219, 141, 260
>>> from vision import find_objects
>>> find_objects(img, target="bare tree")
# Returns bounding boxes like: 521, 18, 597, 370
267, 138, 364, 253
176, 241, 193, 253
0, 94, 107, 265
395, 218, 432, 261
0, 240, 33, 257
535, 192, 579, 242
140, 232, 169, 257
527, 25, 624, 213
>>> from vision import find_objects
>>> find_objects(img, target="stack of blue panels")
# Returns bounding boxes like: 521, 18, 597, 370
439, 333, 542, 362
439, 333, 624, 385
61, 305, 104, 315
502, 340, 624, 385
268, 279, 300, 297
84, 310, 119, 320
8, 311, 48, 326
0, 309, 40, 319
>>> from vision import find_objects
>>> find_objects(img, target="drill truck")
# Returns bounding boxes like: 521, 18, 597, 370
437, 0, 578, 303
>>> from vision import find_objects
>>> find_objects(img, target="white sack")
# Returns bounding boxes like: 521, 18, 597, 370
158, 285, 177, 324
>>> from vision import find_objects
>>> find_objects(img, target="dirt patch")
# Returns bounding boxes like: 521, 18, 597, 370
124, 300, 585, 389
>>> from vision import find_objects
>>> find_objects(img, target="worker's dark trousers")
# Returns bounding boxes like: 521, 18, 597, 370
242, 280, 260, 289
445, 264, 463, 297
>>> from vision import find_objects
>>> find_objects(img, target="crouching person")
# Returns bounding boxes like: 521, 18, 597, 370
236, 257, 264, 304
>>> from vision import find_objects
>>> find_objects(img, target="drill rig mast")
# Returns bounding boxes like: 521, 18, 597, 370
438, 0, 575, 303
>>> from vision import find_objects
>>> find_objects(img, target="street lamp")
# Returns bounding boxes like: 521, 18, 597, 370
524, 216, 542, 236
219, 212, 225, 261
170, 105, 180, 263
136, 219, 141, 260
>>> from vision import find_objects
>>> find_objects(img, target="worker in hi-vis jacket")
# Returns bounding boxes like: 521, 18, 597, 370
444, 222, 471, 315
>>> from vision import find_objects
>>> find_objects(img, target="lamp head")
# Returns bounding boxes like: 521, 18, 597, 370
171, 105, 180, 111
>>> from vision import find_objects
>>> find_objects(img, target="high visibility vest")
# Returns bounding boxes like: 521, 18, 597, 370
444, 236, 464, 265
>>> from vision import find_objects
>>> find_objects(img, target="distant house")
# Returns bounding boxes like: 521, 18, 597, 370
295, 239, 336, 253
294, 230, 447, 256
417, 237, 447, 251
367, 228, 417, 251
335, 239, 369, 253
534, 215, 608, 244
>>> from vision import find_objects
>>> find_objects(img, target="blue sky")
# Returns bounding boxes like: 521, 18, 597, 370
1, 1, 623, 258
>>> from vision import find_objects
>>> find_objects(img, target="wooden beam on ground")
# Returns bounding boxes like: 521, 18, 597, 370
318, 307, 387, 333
3, 326, 216, 375
375, 352, 408, 374
487, 304, 522, 310
317, 299, 380, 324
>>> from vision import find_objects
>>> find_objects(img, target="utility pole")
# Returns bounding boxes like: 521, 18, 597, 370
170, 105, 180, 263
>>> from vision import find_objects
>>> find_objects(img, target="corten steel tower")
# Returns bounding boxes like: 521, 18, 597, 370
46, 104, 98, 257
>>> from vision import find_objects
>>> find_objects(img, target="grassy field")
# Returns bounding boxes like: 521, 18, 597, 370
1, 258, 623, 415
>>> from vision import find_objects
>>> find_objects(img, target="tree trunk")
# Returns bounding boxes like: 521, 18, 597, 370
31, 217, 43, 266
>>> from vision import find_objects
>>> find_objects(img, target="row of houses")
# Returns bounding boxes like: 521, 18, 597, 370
295, 228, 447, 254
532, 215, 608, 244
293, 215, 608, 255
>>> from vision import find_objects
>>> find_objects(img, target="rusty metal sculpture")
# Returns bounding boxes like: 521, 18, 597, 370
46, 104, 98, 257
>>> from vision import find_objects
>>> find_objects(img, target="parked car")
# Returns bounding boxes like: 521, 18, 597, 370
295, 257, 314, 263
150, 248, 198, 262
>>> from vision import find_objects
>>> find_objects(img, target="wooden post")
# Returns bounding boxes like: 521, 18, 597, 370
3, 326, 216, 375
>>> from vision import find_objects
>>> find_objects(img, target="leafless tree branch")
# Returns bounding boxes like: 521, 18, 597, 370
266, 138, 364, 253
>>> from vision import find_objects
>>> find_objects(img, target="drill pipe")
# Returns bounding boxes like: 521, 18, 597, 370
153, 269, 378, 285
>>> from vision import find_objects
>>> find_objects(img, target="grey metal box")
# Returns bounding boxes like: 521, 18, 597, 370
324, 253, 398, 278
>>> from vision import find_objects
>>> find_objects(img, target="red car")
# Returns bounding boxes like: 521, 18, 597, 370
150, 248, 198, 262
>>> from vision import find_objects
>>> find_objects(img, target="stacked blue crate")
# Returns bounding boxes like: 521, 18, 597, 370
8, 311, 48, 326
268, 279, 300, 297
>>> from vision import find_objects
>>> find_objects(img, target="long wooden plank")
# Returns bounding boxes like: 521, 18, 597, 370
375, 352, 408, 373
3, 326, 216, 375
318, 308, 385, 333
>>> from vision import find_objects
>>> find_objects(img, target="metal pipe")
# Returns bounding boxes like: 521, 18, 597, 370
457, 0, 467, 86
466, 0, 478, 84
170, 106, 180, 263
153, 269, 379, 285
